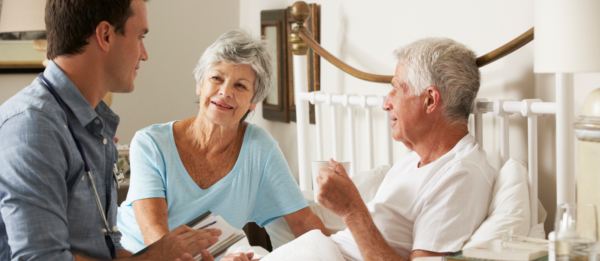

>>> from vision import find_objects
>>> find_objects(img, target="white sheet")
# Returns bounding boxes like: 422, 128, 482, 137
261, 230, 345, 261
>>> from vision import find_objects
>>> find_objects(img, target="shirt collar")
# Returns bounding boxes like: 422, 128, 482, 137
42, 61, 114, 128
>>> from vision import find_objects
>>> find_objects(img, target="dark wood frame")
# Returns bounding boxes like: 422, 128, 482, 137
260, 4, 320, 124
287, 3, 320, 124
261, 9, 290, 122
0, 67, 44, 74
0, 26, 46, 74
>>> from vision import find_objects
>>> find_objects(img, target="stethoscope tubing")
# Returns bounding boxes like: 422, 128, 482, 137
37, 73, 113, 235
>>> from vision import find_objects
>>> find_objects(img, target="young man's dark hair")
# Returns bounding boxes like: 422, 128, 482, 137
45, 0, 147, 59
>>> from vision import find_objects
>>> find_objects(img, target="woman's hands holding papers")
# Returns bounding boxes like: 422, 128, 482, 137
138, 225, 221, 261
316, 159, 365, 219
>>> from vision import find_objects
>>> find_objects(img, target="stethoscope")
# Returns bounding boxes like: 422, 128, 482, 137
38, 73, 124, 257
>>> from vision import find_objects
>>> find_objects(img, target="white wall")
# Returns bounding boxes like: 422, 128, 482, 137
0, 0, 240, 145
241, 0, 600, 236
3, 0, 600, 239
113, 0, 239, 144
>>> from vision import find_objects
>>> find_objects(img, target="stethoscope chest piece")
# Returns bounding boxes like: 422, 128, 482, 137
102, 226, 119, 234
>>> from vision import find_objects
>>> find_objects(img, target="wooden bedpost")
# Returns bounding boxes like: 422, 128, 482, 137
290, 1, 311, 56
290, 1, 313, 192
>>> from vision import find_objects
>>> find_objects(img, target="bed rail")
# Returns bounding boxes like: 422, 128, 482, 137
295, 87, 556, 227
289, 0, 577, 229
289, 1, 534, 83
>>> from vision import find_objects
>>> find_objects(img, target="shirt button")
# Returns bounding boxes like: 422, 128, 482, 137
94, 119, 100, 125
103, 139, 107, 145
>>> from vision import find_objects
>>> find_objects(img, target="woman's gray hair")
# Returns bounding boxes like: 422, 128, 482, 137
394, 37, 480, 123
193, 29, 273, 104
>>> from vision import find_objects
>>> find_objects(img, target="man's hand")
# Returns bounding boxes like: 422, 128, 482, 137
316, 158, 364, 219
200, 251, 255, 261
139, 225, 221, 261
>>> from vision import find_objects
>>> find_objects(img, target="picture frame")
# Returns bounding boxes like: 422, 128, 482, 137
260, 4, 320, 124
261, 9, 290, 122
0, 33, 46, 74
0, 0, 46, 74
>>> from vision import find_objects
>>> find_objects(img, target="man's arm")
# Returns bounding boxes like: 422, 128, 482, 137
116, 249, 133, 258
72, 226, 221, 261
342, 207, 448, 261
0, 112, 82, 261
317, 159, 447, 261
0, 112, 221, 261
283, 207, 330, 237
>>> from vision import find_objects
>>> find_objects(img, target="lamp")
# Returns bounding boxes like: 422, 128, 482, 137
0, 0, 48, 66
534, 0, 600, 73
534, 0, 600, 242
0, 0, 45, 33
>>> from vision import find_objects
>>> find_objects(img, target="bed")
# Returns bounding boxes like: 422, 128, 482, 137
229, 1, 580, 259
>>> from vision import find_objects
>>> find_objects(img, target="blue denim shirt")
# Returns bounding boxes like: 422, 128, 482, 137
0, 61, 123, 260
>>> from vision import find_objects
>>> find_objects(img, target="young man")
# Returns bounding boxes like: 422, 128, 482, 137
0, 1, 219, 260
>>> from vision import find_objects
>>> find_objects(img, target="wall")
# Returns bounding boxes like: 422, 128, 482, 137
240, 0, 600, 236
3, 0, 600, 239
0, 0, 240, 145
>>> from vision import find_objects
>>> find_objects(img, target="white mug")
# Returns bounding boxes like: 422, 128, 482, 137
311, 161, 351, 203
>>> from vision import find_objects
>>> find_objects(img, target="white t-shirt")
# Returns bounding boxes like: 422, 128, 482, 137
330, 134, 497, 260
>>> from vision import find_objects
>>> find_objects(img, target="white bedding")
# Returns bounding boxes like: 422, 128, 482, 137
233, 160, 545, 259
264, 164, 390, 249
261, 230, 345, 261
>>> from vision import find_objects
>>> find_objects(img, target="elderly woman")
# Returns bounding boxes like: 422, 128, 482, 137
117, 29, 327, 255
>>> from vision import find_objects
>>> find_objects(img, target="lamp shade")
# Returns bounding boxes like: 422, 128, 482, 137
534, 0, 600, 73
0, 0, 46, 33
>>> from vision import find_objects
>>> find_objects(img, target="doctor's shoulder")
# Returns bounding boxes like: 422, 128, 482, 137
0, 83, 70, 137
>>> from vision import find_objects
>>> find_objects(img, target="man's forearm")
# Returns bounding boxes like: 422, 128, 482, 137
116, 250, 133, 259
343, 205, 407, 261
74, 250, 134, 261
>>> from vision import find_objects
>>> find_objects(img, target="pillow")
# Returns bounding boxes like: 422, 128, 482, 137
528, 199, 547, 239
463, 158, 531, 249
351, 164, 391, 204
264, 165, 391, 249
226, 232, 270, 259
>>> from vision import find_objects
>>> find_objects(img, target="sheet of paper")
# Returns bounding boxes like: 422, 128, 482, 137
192, 215, 243, 259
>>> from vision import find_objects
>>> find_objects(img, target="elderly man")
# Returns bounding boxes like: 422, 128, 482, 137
318, 38, 497, 261
210, 38, 496, 261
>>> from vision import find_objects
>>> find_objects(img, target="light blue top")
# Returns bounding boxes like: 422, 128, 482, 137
0, 61, 123, 261
117, 122, 308, 254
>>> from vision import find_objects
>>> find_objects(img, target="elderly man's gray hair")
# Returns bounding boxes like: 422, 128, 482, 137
193, 29, 274, 104
394, 37, 480, 123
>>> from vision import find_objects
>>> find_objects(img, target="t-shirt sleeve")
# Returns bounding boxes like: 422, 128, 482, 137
412, 162, 492, 253
125, 130, 168, 204
250, 144, 309, 227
